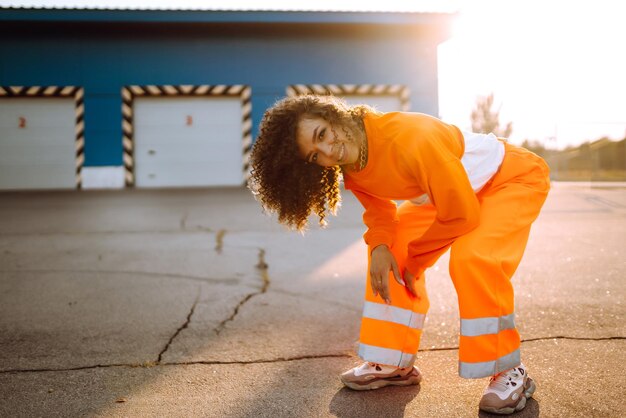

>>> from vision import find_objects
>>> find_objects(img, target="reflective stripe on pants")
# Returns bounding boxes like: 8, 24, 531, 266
459, 348, 521, 378
359, 301, 426, 367
460, 313, 516, 337
358, 299, 427, 368
358, 343, 417, 369
362, 301, 426, 330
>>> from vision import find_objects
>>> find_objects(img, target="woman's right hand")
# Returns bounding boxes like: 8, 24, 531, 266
370, 245, 403, 304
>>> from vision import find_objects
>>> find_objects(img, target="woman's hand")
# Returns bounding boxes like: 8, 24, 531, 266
370, 245, 403, 304
402, 269, 419, 299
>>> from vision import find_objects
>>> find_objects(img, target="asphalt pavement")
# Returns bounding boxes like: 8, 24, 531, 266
0, 182, 624, 417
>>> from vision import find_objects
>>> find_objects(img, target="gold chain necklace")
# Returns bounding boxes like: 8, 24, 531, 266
355, 135, 368, 171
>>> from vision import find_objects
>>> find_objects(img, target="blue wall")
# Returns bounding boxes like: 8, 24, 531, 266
0, 19, 445, 166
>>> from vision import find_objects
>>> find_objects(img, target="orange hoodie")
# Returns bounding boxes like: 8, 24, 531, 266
343, 112, 481, 277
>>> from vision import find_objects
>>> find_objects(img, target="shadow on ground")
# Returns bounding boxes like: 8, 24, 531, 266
329, 386, 420, 418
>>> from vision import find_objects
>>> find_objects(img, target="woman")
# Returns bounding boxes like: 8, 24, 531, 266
249, 94, 550, 415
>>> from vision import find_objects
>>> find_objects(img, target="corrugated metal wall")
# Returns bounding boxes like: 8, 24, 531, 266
0, 19, 443, 167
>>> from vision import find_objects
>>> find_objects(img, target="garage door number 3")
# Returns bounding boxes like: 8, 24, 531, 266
19, 116, 27, 129
186, 115, 193, 126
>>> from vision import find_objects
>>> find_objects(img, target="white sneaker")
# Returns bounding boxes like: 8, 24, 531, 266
479, 363, 536, 414
340, 362, 422, 391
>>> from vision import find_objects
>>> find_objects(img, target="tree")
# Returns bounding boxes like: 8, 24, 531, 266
470, 93, 513, 138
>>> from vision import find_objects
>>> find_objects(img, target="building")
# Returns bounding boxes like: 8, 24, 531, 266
0, 5, 455, 190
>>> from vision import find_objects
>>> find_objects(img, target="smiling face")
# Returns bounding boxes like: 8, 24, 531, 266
295, 116, 360, 167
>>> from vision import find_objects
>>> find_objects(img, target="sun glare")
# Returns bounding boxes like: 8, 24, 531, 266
440, 0, 626, 147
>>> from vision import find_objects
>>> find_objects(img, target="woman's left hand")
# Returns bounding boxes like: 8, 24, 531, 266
402, 269, 420, 299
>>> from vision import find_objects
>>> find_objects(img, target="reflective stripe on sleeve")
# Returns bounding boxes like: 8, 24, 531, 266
459, 348, 521, 379
362, 301, 426, 330
460, 313, 516, 337
358, 343, 416, 368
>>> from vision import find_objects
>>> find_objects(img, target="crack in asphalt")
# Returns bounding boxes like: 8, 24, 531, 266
161, 354, 353, 366
420, 335, 626, 352
213, 248, 270, 335
215, 229, 226, 254
0, 354, 352, 374
0, 242, 270, 375
156, 288, 201, 364
1, 336, 624, 374
520, 335, 626, 343
0, 363, 148, 374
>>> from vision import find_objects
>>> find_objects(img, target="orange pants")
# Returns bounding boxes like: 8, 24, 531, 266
358, 143, 550, 378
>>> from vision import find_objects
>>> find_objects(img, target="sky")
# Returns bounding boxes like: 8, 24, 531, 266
438, 0, 626, 149
4, 0, 625, 149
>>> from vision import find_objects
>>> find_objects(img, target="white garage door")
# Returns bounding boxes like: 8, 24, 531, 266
339, 94, 403, 112
134, 96, 243, 187
0, 98, 76, 190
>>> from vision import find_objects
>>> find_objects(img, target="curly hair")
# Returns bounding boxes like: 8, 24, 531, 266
249, 95, 373, 231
